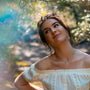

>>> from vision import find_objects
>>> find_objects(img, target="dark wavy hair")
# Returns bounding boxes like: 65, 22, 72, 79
37, 13, 73, 51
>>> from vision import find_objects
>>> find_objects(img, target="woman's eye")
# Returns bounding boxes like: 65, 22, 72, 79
54, 24, 59, 28
45, 30, 50, 34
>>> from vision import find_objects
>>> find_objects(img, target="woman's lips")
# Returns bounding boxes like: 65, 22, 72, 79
53, 34, 60, 39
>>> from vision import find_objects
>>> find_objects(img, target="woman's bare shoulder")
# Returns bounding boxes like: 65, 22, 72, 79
75, 49, 89, 57
75, 49, 90, 68
84, 53, 90, 68
35, 55, 51, 70
77, 49, 90, 67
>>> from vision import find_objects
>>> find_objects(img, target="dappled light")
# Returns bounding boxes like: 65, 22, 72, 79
0, 0, 90, 90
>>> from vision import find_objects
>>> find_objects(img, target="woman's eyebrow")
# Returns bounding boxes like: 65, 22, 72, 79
52, 22, 59, 25
43, 27, 49, 32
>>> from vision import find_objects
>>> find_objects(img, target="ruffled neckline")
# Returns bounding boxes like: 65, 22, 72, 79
33, 63, 90, 73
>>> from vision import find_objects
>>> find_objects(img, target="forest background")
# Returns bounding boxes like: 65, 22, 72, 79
0, 0, 90, 90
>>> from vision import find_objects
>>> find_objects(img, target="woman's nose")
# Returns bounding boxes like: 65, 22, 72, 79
51, 28, 56, 33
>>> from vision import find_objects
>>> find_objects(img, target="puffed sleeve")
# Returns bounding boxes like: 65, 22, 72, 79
23, 63, 40, 82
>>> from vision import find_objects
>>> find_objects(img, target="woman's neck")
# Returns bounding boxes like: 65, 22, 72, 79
53, 41, 74, 62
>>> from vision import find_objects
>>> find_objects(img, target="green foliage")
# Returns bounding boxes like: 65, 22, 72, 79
0, 1, 89, 89
17, 0, 90, 45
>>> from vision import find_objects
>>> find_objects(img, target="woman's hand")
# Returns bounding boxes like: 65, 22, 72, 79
14, 72, 42, 90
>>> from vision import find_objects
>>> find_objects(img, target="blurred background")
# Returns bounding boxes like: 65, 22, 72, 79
0, 0, 90, 90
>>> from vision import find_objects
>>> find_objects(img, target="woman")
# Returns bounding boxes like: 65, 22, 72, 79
14, 13, 90, 90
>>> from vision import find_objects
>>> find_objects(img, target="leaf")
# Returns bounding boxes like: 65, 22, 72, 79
6, 82, 13, 88
16, 61, 29, 66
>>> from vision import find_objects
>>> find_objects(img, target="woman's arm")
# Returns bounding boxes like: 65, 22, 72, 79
14, 72, 40, 90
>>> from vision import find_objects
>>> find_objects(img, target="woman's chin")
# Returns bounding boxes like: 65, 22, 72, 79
54, 37, 66, 43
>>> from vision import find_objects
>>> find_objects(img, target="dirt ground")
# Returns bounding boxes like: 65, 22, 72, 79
0, 40, 90, 90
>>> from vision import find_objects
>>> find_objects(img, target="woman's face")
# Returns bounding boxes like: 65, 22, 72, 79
41, 19, 68, 48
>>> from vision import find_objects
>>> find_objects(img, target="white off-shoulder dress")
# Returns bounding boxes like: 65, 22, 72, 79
23, 63, 90, 90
